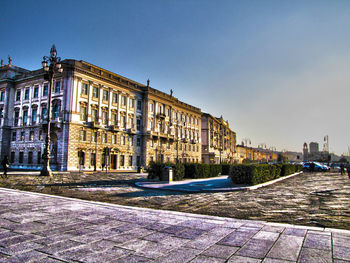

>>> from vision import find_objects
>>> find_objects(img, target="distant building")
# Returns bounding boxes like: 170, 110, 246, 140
309, 142, 319, 153
201, 113, 236, 164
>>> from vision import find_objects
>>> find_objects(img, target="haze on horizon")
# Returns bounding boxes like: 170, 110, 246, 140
1, 0, 349, 155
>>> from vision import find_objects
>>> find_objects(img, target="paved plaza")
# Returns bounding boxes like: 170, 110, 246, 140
0, 187, 349, 262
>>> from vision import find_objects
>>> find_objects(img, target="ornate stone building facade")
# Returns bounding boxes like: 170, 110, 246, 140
201, 113, 236, 164
0, 58, 201, 171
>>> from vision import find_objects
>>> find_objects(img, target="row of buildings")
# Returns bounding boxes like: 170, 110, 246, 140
0, 53, 239, 171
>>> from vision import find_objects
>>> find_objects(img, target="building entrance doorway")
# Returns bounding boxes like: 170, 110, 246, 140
110, 154, 117, 169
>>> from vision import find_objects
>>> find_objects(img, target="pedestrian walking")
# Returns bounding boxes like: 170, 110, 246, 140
340, 163, 345, 175
1, 155, 9, 179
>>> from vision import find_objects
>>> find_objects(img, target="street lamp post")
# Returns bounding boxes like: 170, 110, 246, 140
40, 45, 63, 176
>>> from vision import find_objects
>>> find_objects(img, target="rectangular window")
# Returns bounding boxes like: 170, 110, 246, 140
82, 83, 88, 95
129, 117, 134, 128
112, 93, 118, 103
120, 155, 125, 166
103, 90, 109, 101
91, 131, 97, 143
136, 119, 141, 131
121, 115, 126, 128
10, 152, 15, 163
16, 90, 21, 101
111, 113, 117, 125
129, 98, 135, 108
137, 137, 141, 147
39, 130, 43, 141
149, 103, 154, 112
102, 111, 108, 125
0, 91, 5, 102
91, 108, 98, 122
28, 151, 33, 164
31, 108, 37, 124
80, 130, 86, 141
43, 84, 48, 96
137, 100, 142, 110
129, 136, 133, 146
128, 156, 133, 166
93, 87, 99, 98
41, 107, 47, 121
24, 88, 29, 100
121, 96, 127, 106
91, 153, 96, 166
55, 81, 61, 93
34, 86, 39, 98
52, 104, 60, 119
29, 131, 34, 141
37, 151, 41, 164
102, 133, 107, 143
80, 105, 87, 121
19, 152, 24, 163
23, 110, 28, 126
112, 134, 116, 144
11, 131, 16, 141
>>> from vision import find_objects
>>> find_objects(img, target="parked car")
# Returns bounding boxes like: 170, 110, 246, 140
303, 162, 329, 172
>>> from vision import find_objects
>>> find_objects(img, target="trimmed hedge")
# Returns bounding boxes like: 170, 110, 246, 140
147, 161, 184, 181
229, 164, 302, 185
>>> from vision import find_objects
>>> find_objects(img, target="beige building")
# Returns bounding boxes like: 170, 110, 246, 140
0, 56, 201, 171
201, 113, 236, 164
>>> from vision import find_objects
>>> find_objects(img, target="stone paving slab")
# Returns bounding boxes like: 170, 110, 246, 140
0, 187, 349, 262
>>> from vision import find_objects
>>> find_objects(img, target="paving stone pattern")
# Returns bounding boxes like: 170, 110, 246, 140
0, 188, 349, 262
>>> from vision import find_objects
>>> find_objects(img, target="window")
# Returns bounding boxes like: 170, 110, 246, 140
129, 117, 134, 128
43, 84, 48, 96
37, 151, 41, 164
121, 96, 127, 106
137, 137, 141, 147
121, 115, 126, 128
120, 155, 125, 166
16, 90, 21, 101
24, 88, 29, 100
111, 113, 117, 125
112, 93, 118, 103
10, 152, 15, 163
39, 130, 43, 140
91, 131, 96, 143
102, 133, 107, 143
121, 135, 125, 145
31, 108, 37, 124
93, 86, 99, 98
23, 110, 28, 126
33, 86, 39, 98
112, 134, 116, 144
80, 105, 87, 121
129, 136, 133, 146
149, 103, 154, 112
150, 140, 154, 147
82, 83, 88, 95
55, 81, 61, 93
137, 100, 142, 110
0, 91, 4, 102
29, 131, 34, 141
78, 151, 85, 166
11, 131, 16, 141
136, 119, 141, 131
52, 104, 60, 119
91, 108, 98, 122
102, 111, 108, 125
129, 98, 135, 108
103, 90, 109, 101
90, 153, 96, 166
28, 151, 33, 164
19, 152, 24, 163
128, 156, 133, 166
41, 107, 47, 121
80, 130, 86, 141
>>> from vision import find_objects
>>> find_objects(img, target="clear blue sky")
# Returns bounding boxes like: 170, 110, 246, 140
2, 0, 350, 155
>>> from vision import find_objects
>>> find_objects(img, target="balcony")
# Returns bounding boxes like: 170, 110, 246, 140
128, 127, 137, 134
157, 113, 166, 119
87, 121, 101, 129
109, 124, 120, 131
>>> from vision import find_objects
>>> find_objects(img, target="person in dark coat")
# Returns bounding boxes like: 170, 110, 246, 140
340, 163, 345, 175
1, 155, 9, 179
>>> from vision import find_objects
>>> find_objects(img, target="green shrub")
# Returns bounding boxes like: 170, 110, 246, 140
209, 164, 222, 177
222, 164, 231, 175
147, 161, 184, 181
229, 164, 302, 186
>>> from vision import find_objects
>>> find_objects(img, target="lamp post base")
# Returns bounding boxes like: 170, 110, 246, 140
40, 165, 53, 176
